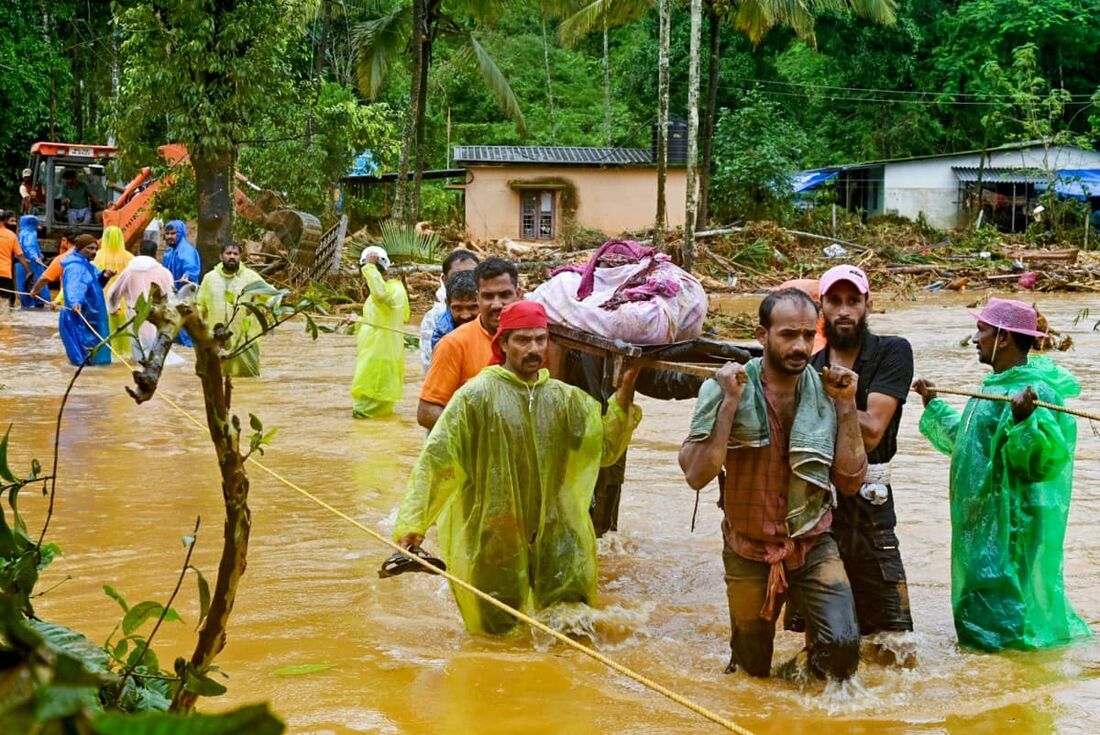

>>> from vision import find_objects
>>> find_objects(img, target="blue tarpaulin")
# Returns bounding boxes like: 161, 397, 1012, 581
348, 150, 379, 177
792, 168, 840, 194
1034, 169, 1100, 201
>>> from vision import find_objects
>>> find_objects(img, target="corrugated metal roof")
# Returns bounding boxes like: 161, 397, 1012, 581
952, 167, 1049, 183
453, 145, 652, 166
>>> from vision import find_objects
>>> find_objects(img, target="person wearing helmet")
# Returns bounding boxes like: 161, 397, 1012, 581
195, 241, 272, 377
350, 245, 410, 418
914, 298, 1091, 651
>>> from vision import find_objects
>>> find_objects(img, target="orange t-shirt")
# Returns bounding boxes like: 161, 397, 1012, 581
42, 251, 70, 283
420, 318, 494, 406
0, 229, 24, 279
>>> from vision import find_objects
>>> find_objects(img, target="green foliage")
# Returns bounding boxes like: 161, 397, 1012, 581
90, 704, 283, 734
0, 430, 281, 729
115, 0, 296, 162
709, 90, 806, 223
378, 220, 441, 262
238, 82, 402, 220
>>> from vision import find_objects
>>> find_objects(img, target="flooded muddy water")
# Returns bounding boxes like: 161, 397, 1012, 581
2, 292, 1099, 734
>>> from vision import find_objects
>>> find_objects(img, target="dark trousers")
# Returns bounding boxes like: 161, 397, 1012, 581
0, 276, 14, 306
723, 533, 860, 680
833, 523, 914, 635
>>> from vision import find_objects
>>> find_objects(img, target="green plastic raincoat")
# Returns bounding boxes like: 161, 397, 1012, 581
196, 263, 270, 377
919, 355, 1091, 651
395, 365, 642, 635
350, 265, 410, 416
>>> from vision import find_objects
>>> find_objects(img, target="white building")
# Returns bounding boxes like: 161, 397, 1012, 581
797, 141, 1100, 230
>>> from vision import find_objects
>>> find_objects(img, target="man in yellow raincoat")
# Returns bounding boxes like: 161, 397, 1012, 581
196, 241, 271, 377
93, 225, 134, 356
350, 245, 410, 418
395, 301, 643, 635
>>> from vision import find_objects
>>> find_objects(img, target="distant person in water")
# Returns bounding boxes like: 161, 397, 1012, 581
195, 241, 271, 377
162, 219, 201, 347
350, 245, 410, 418
59, 235, 114, 366
108, 240, 181, 365
913, 298, 1091, 652
395, 301, 642, 635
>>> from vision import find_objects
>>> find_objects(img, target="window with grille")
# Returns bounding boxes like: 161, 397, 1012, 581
520, 190, 556, 240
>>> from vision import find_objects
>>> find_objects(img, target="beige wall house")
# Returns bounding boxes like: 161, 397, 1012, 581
453, 145, 690, 243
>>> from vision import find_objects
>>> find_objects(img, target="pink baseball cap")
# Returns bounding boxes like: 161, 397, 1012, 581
820, 265, 870, 296
970, 297, 1047, 338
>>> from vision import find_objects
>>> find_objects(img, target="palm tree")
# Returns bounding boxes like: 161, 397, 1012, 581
353, 0, 527, 225
559, 0, 897, 267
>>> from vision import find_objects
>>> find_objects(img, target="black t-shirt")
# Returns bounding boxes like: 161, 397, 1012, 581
811, 333, 914, 529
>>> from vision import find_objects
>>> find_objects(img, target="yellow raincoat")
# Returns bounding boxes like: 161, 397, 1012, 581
395, 365, 642, 635
93, 226, 134, 356
196, 263, 270, 377
350, 264, 410, 417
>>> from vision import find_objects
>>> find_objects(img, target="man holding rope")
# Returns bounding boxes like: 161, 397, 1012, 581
913, 298, 1091, 651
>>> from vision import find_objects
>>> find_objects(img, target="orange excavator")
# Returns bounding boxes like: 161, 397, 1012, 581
24, 141, 322, 265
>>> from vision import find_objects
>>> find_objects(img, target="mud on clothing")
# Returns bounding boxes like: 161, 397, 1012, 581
724, 533, 860, 680
810, 333, 914, 634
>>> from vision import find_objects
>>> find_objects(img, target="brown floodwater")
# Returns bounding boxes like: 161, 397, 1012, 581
2, 292, 1099, 734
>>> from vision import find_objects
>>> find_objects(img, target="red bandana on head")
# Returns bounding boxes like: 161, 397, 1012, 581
490, 301, 549, 366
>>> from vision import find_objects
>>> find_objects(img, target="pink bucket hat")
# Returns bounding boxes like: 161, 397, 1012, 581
970, 297, 1047, 338
820, 265, 870, 296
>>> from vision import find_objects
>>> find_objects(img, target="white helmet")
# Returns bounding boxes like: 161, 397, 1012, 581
22, 168, 32, 178
360, 245, 390, 271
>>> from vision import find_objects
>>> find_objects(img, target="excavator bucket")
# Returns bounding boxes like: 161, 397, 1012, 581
267, 208, 323, 271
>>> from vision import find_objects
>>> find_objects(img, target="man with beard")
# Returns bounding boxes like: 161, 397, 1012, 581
195, 241, 272, 377
808, 265, 916, 666
914, 299, 1090, 651
396, 301, 642, 635
417, 257, 521, 431
680, 288, 867, 681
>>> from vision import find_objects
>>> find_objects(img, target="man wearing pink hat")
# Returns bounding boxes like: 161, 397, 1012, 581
913, 299, 1090, 651
810, 264, 916, 665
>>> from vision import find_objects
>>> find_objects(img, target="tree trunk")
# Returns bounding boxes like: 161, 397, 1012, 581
73, 58, 83, 142
696, 6, 720, 229
655, 0, 670, 246
411, 4, 436, 225
192, 149, 234, 272
683, 0, 702, 272
314, 0, 332, 83
394, 0, 424, 225
542, 15, 557, 144
603, 16, 611, 147
171, 337, 251, 712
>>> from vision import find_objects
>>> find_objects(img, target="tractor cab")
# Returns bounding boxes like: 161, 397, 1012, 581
25, 142, 120, 255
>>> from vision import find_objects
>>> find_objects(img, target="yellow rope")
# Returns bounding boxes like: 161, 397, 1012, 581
916, 386, 1100, 423
4, 286, 757, 735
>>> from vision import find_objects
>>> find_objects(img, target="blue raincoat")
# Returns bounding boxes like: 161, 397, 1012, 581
15, 215, 49, 307
162, 220, 201, 347
59, 250, 111, 366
